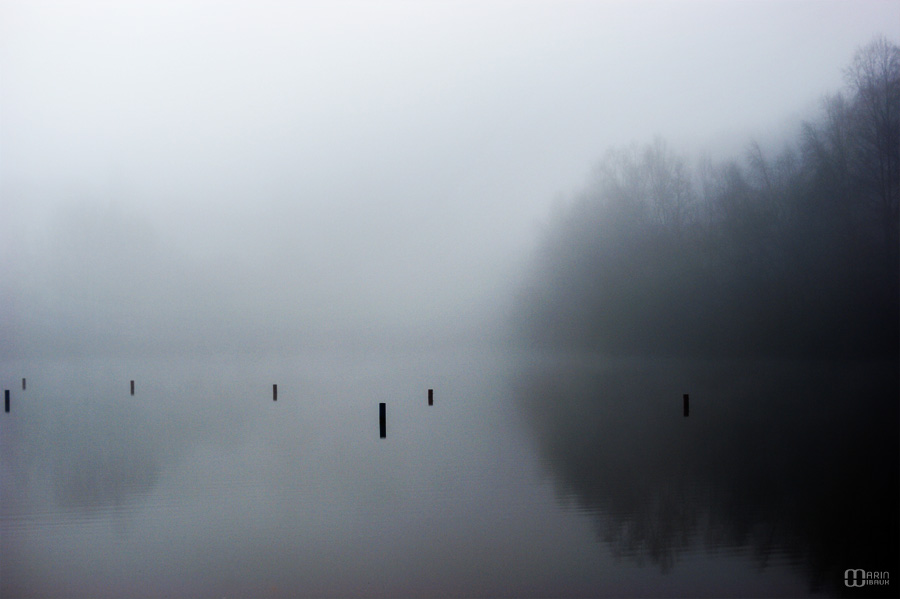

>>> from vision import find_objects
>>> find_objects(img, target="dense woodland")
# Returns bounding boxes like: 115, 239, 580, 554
517, 37, 899, 357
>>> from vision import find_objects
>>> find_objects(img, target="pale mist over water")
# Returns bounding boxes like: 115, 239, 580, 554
2, 2, 898, 597
1, 350, 831, 598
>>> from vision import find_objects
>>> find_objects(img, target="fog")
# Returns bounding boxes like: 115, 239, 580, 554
2, 350, 563, 598
2, 3, 899, 597
3, 1, 898, 357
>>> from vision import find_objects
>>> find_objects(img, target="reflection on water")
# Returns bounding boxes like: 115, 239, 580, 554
514, 354, 899, 596
2, 350, 893, 597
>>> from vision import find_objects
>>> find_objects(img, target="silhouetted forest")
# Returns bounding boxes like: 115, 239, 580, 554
517, 37, 899, 358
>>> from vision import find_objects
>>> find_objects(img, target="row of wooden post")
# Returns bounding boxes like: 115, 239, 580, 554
3, 380, 690, 424
2, 381, 434, 413
267, 385, 435, 439
4, 379, 26, 412
379, 389, 434, 438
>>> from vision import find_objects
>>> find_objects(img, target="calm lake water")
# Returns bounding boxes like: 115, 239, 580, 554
1, 348, 896, 597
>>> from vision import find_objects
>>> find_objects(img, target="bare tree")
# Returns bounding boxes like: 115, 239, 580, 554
845, 36, 900, 279
643, 137, 693, 238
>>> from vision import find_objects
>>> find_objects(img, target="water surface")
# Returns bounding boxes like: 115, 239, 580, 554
2, 349, 894, 597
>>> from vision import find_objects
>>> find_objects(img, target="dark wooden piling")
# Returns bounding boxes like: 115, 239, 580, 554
428, 388, 433, 406
131, 380, 135, 396
683, 393, 689, 417
273, 384, 278, 401
4, 390, 9, 413
22, 378, 26, 391
379, 403, 386, 438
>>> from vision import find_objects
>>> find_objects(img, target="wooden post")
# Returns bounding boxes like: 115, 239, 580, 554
683, 394, 689, 417
428, 389, 433, 406
4, 390, 9, 413
131, 380, 135, 396
22, 378, 26, 391
273, 384, 277, 401
379, 403, 386, 438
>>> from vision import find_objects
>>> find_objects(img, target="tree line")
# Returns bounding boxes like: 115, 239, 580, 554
517, 37, 899, 357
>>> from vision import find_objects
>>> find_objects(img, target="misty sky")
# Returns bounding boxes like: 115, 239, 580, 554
2, 1, 899, 352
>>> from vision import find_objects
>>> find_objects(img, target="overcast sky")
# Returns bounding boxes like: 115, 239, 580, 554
2, 0, 899, 353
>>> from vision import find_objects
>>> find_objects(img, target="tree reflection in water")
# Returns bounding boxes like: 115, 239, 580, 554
514, 356, 898, 595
